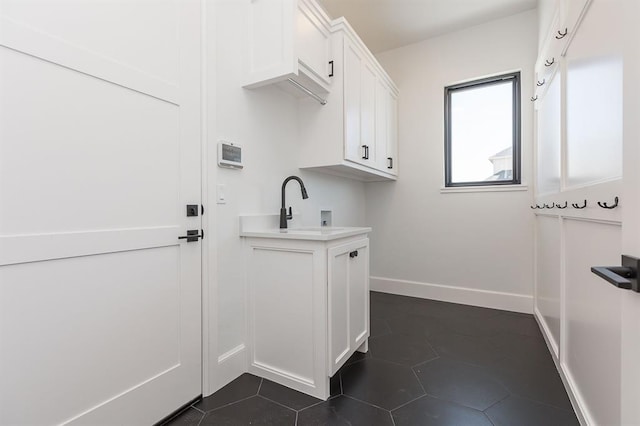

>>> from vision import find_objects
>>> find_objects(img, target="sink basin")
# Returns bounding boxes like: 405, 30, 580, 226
289, 227, 345, 233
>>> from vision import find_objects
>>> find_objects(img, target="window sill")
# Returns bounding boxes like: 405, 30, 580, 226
440, 184, 529, 194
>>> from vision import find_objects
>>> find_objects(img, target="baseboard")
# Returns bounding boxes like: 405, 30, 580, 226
534, 310, 591, 426
370, 276, 533, 314
213, 344, 246, 394
534, 307, 559, 359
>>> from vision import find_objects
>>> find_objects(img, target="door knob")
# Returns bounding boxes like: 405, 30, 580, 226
591, 255, 640, 292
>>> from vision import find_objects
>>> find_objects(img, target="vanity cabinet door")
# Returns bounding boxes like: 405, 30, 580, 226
328, 238, 370, 376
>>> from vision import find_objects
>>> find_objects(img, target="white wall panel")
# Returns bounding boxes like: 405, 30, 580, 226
535, 215, 561, 353
0, 247, 181, 424
1, 0, 179, 84
564, 219, 621, 426
536, 74, 561, 196
0, 48, 179, 235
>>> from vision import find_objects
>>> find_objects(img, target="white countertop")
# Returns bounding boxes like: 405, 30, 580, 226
238, 215, 371, 241
240, 226, 372, 241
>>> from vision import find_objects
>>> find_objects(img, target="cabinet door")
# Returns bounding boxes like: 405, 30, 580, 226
344, 41, 363, 164
375, 79, 389, 171
328, 238, 370, 375
296, 0, 331, 84
360, 62, 377, 166
344, 39, 377, 168
387, 91, 398, 175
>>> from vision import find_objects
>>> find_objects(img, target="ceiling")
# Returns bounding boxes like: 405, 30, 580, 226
317, 0, 537, 53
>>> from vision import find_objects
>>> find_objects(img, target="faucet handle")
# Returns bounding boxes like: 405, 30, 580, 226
286, 206, 293, 220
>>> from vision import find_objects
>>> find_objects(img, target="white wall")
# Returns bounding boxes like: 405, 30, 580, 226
537, 0, 557, 51
366, 10, 538, 313
212, 0, 365, 390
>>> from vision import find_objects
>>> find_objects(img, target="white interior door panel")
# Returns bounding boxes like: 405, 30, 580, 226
0, 0, 202, 424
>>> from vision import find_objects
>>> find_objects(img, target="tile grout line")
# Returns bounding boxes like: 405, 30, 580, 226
204, 394, 257, 413
341, 393, 393, 413
256, 394, 299, 413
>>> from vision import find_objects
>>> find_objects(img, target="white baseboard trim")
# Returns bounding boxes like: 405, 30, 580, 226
534, 307, 559, 358
370, 276, 533, 314
213, 344, 246, 393
534, 310, 591, 426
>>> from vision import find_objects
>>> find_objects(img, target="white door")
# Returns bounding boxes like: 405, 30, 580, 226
0, 1, 202, 424
619, 0, 640, 423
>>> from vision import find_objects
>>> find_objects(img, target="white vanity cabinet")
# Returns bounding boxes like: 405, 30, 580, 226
299, 18, 399, 181
241, 227, 370, 400
243, 0, 332, 97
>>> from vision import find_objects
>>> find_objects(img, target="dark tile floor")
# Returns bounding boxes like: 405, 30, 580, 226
164, 292, 579, 426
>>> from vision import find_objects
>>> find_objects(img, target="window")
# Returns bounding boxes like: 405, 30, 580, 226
444, 72, 521, 187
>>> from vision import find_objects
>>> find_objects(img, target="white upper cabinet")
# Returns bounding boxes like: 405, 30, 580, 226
344, 43, 377, 169
244, 0, 332, 97
299, 18, 399, 181
375, 80, 398, 174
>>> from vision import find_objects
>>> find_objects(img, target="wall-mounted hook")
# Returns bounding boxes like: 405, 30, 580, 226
598, 196, 619, 209
537, 79, 545, 87
531, 95, 538, 102
555, 28, 568, 39
544, 203, 554, 209
545, 58, 555, 67
572, 200, 587, 209
556, 201, 568, 209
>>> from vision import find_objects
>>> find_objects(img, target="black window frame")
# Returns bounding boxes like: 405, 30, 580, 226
444, 71, 521, 187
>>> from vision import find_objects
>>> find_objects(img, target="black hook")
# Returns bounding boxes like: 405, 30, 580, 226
555, 201, 568, 209
598, 196, 619, 209
545, 58, 555, 67
537, 79, 545, 87
531, 95, 538, 102
555, 28, 568, 39
530, 204, 544, 209
544, 203, 554, 209
572, 200, 587, 209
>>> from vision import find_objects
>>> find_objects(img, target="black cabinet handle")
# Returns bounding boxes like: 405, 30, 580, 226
349, 250, 358, 258
362, 145, 369, 160
591, 255, 640, 292
387, 157, 393, 169
329, 60, 334, 77
545, 58, 555, 67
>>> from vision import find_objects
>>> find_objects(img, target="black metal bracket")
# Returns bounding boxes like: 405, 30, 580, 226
555, 28, 568, 39
598, 196, 619, 209
591, 255, 640, 292
572, 200, 587, 209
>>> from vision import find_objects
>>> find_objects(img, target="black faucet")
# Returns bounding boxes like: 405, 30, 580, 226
280, 176, 309, 229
